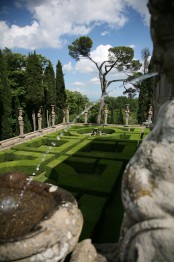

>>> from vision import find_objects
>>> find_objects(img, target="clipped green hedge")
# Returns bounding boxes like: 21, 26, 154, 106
13, 137, 82, 155
46, 157, 123, 195
0, 153, 55, 175
78, 194, 107, 240
0, 149, 15, 162
66, 156, 97, 174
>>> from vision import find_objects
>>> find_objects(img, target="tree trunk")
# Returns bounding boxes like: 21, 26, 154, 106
97, 95, 105, 125
97, 75, 107, 124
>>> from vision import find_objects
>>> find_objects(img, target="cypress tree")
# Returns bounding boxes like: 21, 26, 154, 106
43, 61, 56, 127
56, 60, 67, 123
25, 51, 44, 130
0, 50, 12, 140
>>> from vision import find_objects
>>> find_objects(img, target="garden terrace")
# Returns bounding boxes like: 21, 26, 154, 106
0, 125, 150, 242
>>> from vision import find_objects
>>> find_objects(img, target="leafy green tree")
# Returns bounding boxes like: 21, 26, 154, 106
43, 61, 56, 127
0, 49, 12, 140
105, 96, 138, 124
68, 36, 141, 124
66, 89, 89, 122
2, 48, 27, 135
56, 60, 67, 123
25, 51, 44, 130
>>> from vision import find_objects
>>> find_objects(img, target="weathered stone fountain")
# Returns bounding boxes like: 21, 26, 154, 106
0, 172, 83, 261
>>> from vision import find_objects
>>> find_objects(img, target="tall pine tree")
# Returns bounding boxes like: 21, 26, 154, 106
0, 50, 12, 140
56, 60, 66, 123
25, 51, 44, 130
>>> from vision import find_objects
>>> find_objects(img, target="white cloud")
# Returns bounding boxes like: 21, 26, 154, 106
63, 62, 73, 72
101, 31, 110, 36
0, 0, 150, 49
72, 81, 86, 87
71, 87, 87, 96
125, 0, 150, 26
89, 77, 100, 85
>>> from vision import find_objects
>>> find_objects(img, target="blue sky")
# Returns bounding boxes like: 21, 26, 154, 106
0, 0, 152, 101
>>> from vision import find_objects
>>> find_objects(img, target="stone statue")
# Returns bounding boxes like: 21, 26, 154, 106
124, 104, 130, 127
18, 108, 24, 137
116, 1, 174, 261
103, 104, 108, 126
37, 107, 42, 131
51, 105, 56, 127
147, 105, 153, 123
66, 106, 70, 124
84, 104, 88, 125
62, 108, 66, 124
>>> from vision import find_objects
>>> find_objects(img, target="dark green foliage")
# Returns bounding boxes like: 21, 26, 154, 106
66, 89, 89, 122
137, 63, 154, 124
25, 51, 44, 109
43, 62, 56, 107
68, 36, 93, 61
0, 50, 12, 140
78, 195, 106, 240
105, 96, 138, 124
108, 46, 134, 64
56, 60, 67, 123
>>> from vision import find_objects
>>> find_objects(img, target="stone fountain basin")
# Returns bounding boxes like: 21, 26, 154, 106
0, 172, 83, 261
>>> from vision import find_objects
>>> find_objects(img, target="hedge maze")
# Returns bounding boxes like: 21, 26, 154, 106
0, 125, 150, 242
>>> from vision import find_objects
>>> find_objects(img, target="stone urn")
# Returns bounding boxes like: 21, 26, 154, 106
0, 172, 83, 261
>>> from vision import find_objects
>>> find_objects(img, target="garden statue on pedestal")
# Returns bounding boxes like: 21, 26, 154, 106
66, 106, 70, 124
147, 105, 153, 123
62, 108, 66, 124
124, 104, 130, 127
51, 105, 56, 127
37, 107, 42, 131
143, 104, 153, 127
84, 104, 88, 125
18, 108, 24, 137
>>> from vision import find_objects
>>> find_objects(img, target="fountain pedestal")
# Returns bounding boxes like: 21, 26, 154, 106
0, 172, 83, 262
